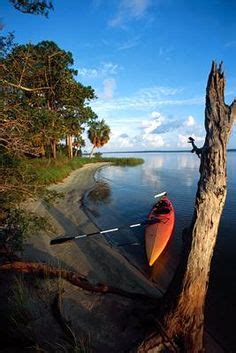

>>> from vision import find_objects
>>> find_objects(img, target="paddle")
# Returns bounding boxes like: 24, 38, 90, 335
50, 191, 167, 246
50, 219, 158, 245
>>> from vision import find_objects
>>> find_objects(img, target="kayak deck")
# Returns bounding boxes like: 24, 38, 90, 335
145, 196, 175, 266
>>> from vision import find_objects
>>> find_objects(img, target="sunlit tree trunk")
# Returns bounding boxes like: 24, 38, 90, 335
138, 62, 235, 352
89, 145, 95, 158
66, 135, 73, 159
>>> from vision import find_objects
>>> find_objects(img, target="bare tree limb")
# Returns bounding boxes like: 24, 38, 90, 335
0, 261, 159, 303
0, 79, 51, 92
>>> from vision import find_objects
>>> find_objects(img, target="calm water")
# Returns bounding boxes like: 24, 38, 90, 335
84, 152, 236, 351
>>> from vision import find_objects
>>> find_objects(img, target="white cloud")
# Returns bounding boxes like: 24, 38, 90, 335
138, 112, 203, 150
139, 86, 182, 97
185, 115, 195, 126
105, 131, 134, 150
101, 78, 117, 99
77, 62, 119, 79
142, 133, 165, 148
109, 0, 151, 27
141, 111, 165, 134
137, 111, 167, 148
92, 85, 203, 117
92, 87, 203, 115
151, 111, 162, 119
117, 135, 134, 148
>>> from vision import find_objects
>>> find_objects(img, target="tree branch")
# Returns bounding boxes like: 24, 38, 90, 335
0, 261, 159, 303
1, 79, 51, 92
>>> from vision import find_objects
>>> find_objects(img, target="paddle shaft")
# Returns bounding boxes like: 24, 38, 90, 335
50, 220, 156, 245
50, 191, 167, 246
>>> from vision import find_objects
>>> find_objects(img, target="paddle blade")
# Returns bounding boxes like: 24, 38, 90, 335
154, 191, 167, 199
50, 236, 75, 245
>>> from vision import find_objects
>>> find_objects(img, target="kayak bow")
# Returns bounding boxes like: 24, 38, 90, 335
145, 195, 175, 266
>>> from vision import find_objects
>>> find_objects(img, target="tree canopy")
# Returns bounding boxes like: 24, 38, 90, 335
88, 119, 111, 157
0, 38, 110, 253
9, 0, 53, 16
0, 40, 97, 159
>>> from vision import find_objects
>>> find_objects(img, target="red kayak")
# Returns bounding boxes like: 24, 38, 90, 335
145, 195, 175, 266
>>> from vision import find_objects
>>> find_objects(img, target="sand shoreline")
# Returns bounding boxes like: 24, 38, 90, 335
24, 162, 159, 294
21, 162, 163, 351
22, 162, 224, 352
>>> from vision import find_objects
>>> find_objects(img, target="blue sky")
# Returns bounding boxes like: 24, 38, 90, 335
1, 0, 236, 151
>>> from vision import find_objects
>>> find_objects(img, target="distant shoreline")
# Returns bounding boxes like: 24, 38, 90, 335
100, 149, 236, 154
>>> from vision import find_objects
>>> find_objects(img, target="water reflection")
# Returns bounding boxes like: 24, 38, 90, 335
84, 180, 112, 219
176, 153, 200, 170
87, 180, 111, 204
83, 151, 236, 351
84, 151, 235, 284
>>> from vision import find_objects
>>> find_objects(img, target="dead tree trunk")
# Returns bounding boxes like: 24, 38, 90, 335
138, 62, 235, 352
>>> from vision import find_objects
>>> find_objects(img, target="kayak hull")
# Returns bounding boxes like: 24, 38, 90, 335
145, 196, 175, 266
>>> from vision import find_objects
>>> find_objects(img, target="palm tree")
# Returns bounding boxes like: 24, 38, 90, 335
87, 120, 110, 158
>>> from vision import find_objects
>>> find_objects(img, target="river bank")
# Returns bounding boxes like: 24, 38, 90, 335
1, 161, 225, 352
21, 162, 161, 352
24, 162, 159, 295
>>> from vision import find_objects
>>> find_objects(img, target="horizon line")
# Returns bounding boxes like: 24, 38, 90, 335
83, 148, 236, 154
102, 149, 190, 154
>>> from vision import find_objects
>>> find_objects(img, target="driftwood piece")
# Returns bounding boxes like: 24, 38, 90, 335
0, 261, 158, 303
138, 62, 235, 352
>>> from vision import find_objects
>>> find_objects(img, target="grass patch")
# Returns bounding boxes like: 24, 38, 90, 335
25, 155, 144, 186
104, 157, 144, 166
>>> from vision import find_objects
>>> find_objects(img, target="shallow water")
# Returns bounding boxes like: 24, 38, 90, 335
83, 151, 236, 350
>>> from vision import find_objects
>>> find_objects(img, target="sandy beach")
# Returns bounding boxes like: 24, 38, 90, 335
23, 162, 160, 352
22, 162, 225, 353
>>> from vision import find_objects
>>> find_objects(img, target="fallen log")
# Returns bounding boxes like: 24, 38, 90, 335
0, 261, 159, 303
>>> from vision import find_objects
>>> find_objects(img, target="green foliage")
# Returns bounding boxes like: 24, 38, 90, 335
87, 119, 111, 157
8, 276, 35, 341
28, 156, 144, 185
94, 152, 103, 158
0, 153, 143, 254
0, 154, 59, 206
0, 40, 97, 158
106, 157, 144, 166
9, 0, 53, 17
0, 38, 109, 256
0, 208, 45, 253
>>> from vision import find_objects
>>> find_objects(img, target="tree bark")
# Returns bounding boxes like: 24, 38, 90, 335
66, 135, 73, 159
50, 139, 57, 159
138, 62, 235, 352
89, 145, 95, 158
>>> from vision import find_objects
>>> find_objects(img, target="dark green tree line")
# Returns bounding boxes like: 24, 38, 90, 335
0, 40, 97, 159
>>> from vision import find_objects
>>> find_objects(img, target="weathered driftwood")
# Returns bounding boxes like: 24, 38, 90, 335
138, 62, 235, 352
0, 261, 158, 303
